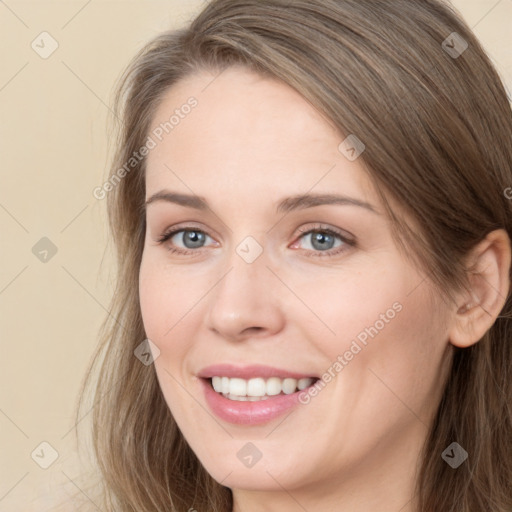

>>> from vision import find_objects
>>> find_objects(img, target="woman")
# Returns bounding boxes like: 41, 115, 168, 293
76, 0, 512, 510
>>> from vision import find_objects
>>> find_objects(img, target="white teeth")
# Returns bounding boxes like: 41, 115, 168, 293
266, 377, 283, 396
212, 376, 222, 392
210, 376, 316, 399
229, 378, 247, 396
282, 378, 298, 394
247, 378, 266, 396
223, 393, 271, 401
298, 377, 313, 391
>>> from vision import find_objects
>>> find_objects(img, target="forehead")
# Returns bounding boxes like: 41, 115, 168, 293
145, 67, 376, 207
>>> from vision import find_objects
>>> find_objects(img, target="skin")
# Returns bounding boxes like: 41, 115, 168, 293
138, 67, 511, 512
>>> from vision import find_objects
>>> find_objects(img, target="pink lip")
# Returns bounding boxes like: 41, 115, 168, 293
197, 363, 317, 380
199, 377, 316, 425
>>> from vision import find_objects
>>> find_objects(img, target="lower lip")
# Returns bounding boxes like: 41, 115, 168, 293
200, 378, 313, 425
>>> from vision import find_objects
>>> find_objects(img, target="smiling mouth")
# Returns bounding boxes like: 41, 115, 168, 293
206, 376, 319, 401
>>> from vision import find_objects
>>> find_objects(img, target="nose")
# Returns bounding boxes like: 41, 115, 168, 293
205, 249, 286, 342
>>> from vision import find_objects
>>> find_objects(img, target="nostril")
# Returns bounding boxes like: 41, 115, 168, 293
241, 326, 265, 336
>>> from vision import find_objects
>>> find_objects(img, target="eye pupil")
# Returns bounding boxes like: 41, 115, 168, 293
311, 231, 335, 250
183, 231, 205, 248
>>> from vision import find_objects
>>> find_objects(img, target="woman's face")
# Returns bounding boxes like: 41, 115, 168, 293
139, 67, 453, 502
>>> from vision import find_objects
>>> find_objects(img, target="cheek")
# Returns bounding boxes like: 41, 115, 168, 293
296, 261, 447, 415
278, 260, 410, 358
138, 260, 197, 412
138, 256, 211, 399
139, 265, 167, 340
139, 258, 194, 340
333, 282, 447, 429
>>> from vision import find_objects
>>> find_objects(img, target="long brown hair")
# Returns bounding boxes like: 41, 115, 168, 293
73, 1, 512, 510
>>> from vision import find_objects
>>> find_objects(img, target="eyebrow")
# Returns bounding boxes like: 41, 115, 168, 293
144, 190, 379, 215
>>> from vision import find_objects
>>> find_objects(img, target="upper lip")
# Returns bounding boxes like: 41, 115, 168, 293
197, 363, 318, 380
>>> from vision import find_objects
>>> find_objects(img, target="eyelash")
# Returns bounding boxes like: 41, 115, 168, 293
156, 223, 355, 258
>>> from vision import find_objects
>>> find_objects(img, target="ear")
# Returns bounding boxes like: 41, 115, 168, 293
449, 229, 511, 348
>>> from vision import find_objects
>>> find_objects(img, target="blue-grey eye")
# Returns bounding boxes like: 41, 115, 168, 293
172, 230, 210, 249
302, 231, 343, 251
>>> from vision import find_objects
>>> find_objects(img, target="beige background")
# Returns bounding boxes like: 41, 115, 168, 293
0, 1, 511, 510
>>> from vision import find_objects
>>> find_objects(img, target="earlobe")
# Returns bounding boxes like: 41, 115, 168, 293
449, 229, 511, 349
